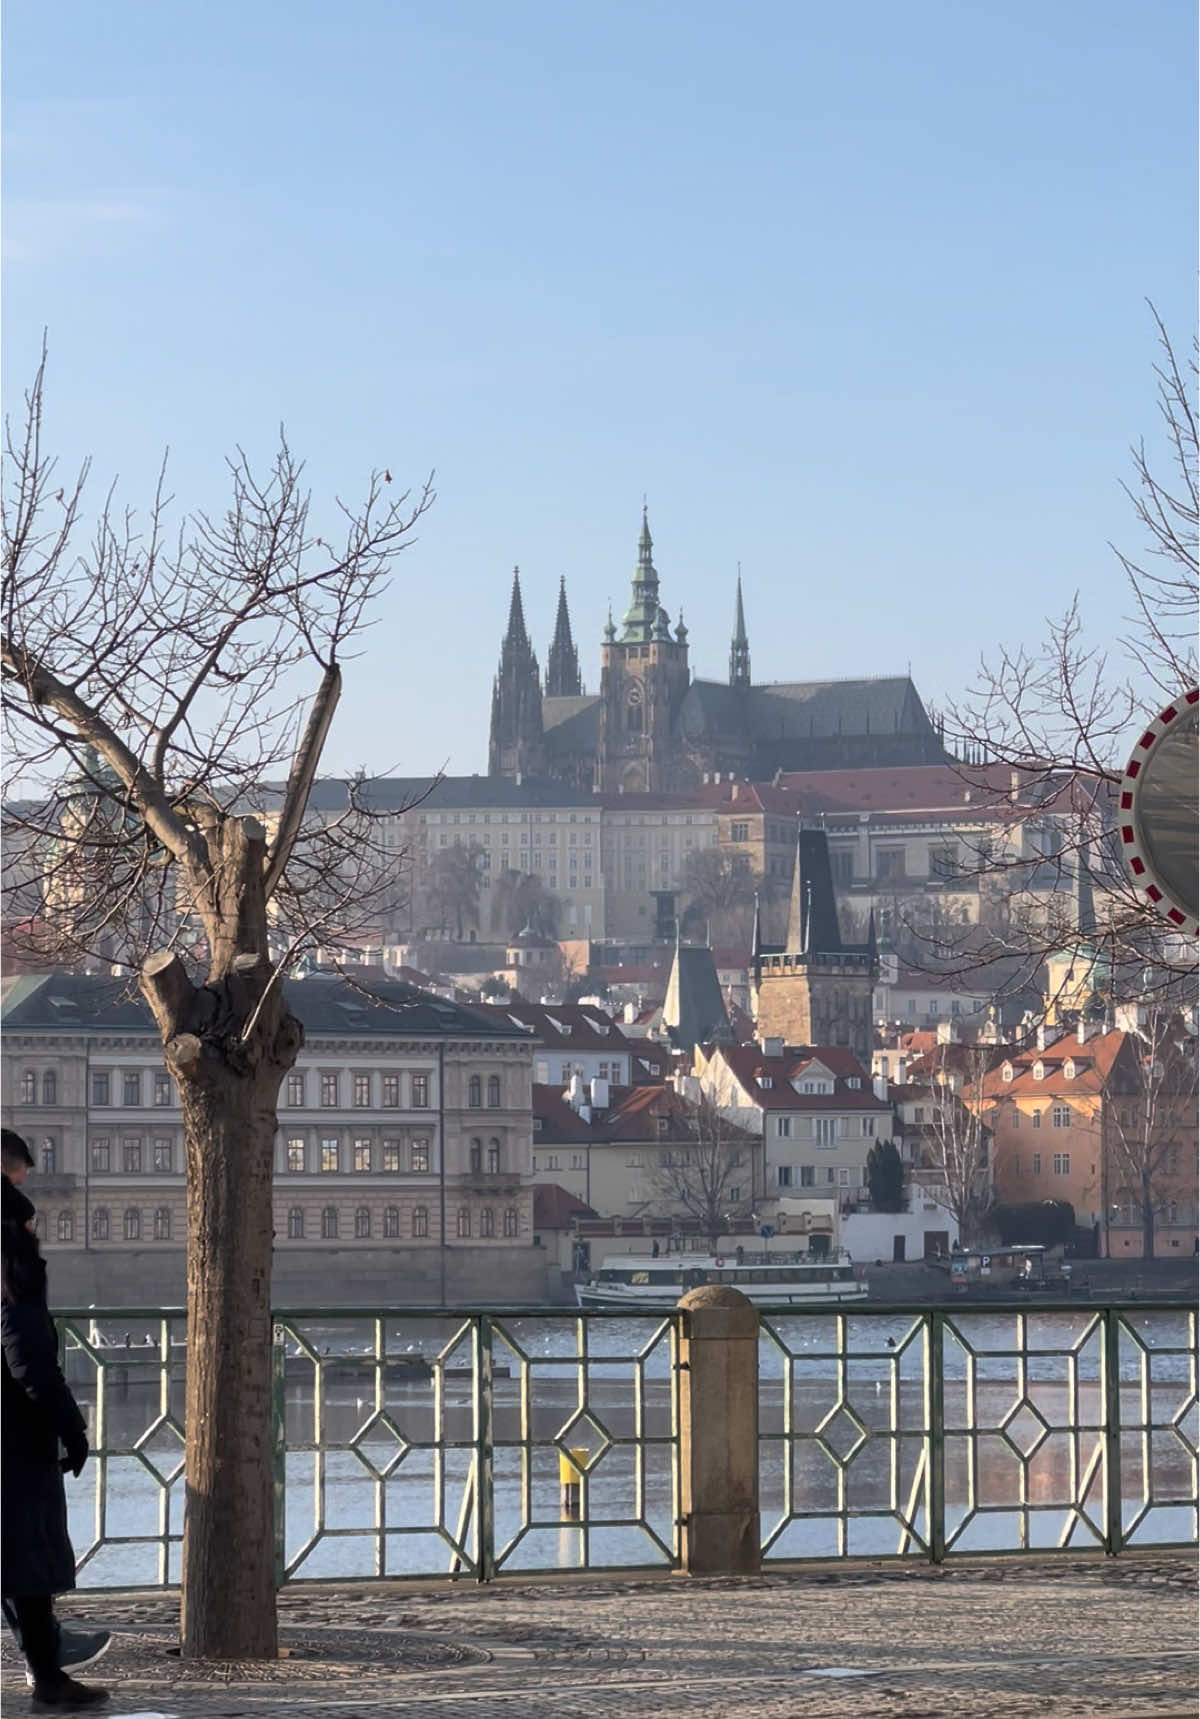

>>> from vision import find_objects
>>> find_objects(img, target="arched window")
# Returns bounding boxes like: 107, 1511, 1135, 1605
487, 1139, 501, 1173
321, 1206, 338, 1240
487, 1075, 501, 1108
468, 1076, 482, 1108
383, 1206, 400, 1238
1032, 1060, 1045, 1081
20, 1070, 36, 1104
154, 1207, 171, 1241
355, 1207, 371, 1239
124, 1208, 141, 1242
288, 1207, 304, 1239
1001, 1062, 1013, 1083
480, 1207, 495, 1238
57, 1211, 74, 1242
92, 1208, 109, 1241
503, 1207, 519, 1238
41, 1071, 57, 1106
40, 1140, 56, 1175
469, 1139, 482, 1173
456, 1207, 472, 1238
412, 1205, 429, 1238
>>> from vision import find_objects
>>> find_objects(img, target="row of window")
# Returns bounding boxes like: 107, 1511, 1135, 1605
286, 1136, 432, 1173
774, 1115, 876, 1141
1011, 1153, 1073, 1176
283, 1071, 432, 1109
90, 1139, 175, 1172
84, 1208, 173, 1241
19, 1070, 177, 1108
532, 1153, 587, 1172
59, 1206, 524, 1242
467, 1076, 504, 1108
777, 1165, 870, 1188
1008, 1105, 1073, 1129
284, 1206, 521, 1240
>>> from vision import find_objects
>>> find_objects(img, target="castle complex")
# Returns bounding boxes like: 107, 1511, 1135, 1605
488, 508, 948, 793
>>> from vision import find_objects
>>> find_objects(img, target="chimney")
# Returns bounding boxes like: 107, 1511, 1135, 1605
897, 1056, 907, 1085
873, 1073, 889, 1102
759, 1036, 784, 1059
589, 1076, 610, 1110
567, 1071, 586, 1112
1036, 1024, 1047, 1051
1076, 1018, 1087, 1045
1010, 770, 1019, 803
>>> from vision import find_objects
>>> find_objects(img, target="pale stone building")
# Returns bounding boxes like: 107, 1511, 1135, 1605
1, 970, 542, 1304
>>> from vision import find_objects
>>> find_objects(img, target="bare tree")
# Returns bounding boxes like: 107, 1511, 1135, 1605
1104, 1011, 1197, 1260
945, 307, 1197, 997
491, 867, 561, 939
424, 841, 485, 940
920, 1048, 996, 1247
680, 847, 761, 943
1, 349, 432, 1658
646, 1093, 755, 1248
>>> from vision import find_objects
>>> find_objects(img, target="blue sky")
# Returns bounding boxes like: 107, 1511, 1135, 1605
4, 0, 1195, 778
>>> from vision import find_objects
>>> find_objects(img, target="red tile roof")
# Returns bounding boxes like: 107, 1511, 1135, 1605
533, 1184, 597, 1228
711, 1044, 890, 1112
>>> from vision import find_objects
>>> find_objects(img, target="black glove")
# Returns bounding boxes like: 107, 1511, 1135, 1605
61, 1429, 89, 1477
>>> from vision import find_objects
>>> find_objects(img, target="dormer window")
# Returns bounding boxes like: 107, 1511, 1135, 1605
1032, 1060, 1045, 1081
846, 1077, 861, 1089
758, 1074, 773, 1089
1001, 1062, 1013, 1083
1063, 1059, 1076, 1081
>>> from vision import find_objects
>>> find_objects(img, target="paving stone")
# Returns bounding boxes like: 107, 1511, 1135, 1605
1, 1553, 1195, 1718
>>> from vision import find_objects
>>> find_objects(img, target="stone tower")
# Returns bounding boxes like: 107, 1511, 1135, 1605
488, 567, 544, 780
545, 576, 583, 697
597, 507, 691, 793
752, 827, 878, 1062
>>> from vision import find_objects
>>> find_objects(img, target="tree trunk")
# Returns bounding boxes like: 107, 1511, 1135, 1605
1141, 1174, 1156, 1262
177, 1056, 287, 1658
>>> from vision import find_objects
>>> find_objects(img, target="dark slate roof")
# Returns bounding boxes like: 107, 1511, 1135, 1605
678, 676, 937, 743
273, 775, 597, 814
541, 695, 601, 756
660, 945, 732, 1052
1, 971, 530, 1041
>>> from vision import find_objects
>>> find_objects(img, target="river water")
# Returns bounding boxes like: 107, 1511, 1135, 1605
64, 1309, 1197, 1588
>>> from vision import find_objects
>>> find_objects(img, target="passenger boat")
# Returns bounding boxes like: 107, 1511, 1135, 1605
575, 1249, 867, 1308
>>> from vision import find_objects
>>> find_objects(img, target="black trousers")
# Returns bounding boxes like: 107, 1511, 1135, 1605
2, 1592, 62, 1682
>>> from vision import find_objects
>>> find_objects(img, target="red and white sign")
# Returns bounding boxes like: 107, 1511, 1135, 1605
1118, 688, 1199, 935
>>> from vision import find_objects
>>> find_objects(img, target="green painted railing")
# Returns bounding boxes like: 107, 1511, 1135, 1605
53, 1301, 1197, 1588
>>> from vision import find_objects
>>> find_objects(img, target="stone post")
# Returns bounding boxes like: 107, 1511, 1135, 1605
677, 1285, 760, 1575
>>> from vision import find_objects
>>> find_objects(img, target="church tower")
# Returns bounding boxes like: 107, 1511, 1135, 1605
752, 826, 878, 1062
488, 567, 544, 779
545, 577, 583, 697
729, 571, 751, 688
597, 507, 691, 793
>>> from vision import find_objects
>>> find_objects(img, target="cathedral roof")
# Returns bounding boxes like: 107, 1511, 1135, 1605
541, 694, 601, 756
679, 675, 937, 743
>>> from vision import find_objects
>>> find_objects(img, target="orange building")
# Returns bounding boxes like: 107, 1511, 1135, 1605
976, 1028, 1198, 1258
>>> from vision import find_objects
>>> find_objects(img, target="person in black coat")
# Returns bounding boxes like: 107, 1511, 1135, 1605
2, 1145, 109, 1710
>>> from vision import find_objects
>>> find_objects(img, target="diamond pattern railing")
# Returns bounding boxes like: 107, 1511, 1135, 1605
55, 1301, 1195, 1589
758, 1303, 1197, 1563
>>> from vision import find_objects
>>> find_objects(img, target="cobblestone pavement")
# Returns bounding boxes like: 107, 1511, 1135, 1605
2, 1554, 1196, 1718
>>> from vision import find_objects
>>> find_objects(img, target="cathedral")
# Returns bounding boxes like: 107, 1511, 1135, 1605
487, 508, 947, 792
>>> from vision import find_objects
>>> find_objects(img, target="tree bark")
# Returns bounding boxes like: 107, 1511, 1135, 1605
177, 1059, 283, 1658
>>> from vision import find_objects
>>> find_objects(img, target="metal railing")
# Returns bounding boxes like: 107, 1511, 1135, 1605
54, 1301, 1196, 1589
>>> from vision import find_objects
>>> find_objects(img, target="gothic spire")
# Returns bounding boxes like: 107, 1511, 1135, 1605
488, 565, 543, 780
729, 568, 751, 687
785, 826, 845, 956
545, 576, 583, 697
620, 503, 666, 642
505, 565, 529, 647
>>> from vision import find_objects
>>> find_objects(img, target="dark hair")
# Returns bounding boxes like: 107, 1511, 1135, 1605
1, 1128, 35, 1171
